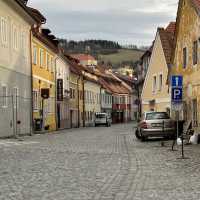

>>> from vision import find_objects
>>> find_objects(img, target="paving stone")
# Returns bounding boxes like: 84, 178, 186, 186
0, 124, 200, 199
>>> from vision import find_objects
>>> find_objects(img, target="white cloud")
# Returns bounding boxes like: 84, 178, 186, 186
28, 0, 178, 46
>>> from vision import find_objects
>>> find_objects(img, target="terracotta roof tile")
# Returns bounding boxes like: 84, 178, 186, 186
192, 0, 200, 10
99, 77, 130, 95
158, 22, 175, 65
165, 22, 176, 34
71, 54, 96, 61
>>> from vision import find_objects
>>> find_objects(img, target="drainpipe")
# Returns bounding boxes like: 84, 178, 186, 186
100, 87, 102, 112
55, 55, 59, 131
77, 76, 80, 128
29, 29, 33, 135
82, 77, 85, 127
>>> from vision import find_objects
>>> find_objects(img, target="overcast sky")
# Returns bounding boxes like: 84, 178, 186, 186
28, 0, 178, 46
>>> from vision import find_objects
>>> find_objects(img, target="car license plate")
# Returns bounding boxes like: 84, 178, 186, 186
152, 123, 163, 127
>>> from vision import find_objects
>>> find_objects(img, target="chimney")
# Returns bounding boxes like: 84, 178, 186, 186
22, 0, 28, 5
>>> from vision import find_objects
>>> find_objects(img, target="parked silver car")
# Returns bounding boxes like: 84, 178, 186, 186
94, 113, 111, 127
135, 111, 175, 141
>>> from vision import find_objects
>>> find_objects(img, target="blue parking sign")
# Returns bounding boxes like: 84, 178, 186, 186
172, 88, 182, 102
171, 76, 183, 88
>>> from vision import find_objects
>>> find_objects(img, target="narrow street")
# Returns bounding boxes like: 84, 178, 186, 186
0, 123, 200, 200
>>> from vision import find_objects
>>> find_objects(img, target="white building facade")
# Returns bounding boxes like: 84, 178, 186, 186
56, 54, 70, 129
0, 0, 37, 137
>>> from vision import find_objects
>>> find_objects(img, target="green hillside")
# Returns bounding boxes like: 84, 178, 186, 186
98, 49, 144, 68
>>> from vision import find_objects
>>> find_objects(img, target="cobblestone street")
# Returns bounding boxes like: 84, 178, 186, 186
1, 123, 200, 200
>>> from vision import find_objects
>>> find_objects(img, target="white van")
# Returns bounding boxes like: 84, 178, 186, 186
94, 113, 111, 127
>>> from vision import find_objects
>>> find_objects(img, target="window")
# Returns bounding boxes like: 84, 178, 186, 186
159, 74, 163, 91
193, 41, 198, 65
51, 57, 54, 72
183, 47, 187, 68
1, 17, 8, 45
20, 32, 26, 56
70, 88, 73, 99
146, 112, 170, 120
39, 49, 44, 67
152, 76, 157, 93
46, 53, 50, 70
13, 25, 18, 50
33, 90, 39, 110
2, 85, 7, 108
13, 87, 18, 108
33, 46, 37, 65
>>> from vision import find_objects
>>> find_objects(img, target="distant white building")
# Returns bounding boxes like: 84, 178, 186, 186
56, 53, 70, 129
71, 54, 97, 68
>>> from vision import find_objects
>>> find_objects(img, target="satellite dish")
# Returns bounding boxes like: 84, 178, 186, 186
187, 84, 193, 98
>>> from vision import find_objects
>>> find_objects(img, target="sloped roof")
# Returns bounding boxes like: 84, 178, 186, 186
28, 7, 46, 24
192, 0, 200, 11
165, 22, 176, 34
115, 73, 135, 86
158, 22, 175, 65
71, 54, 96, 61
99, 78, 130, 95
14, 0, 42, 23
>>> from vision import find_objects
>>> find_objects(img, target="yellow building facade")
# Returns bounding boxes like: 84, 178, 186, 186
171, 0, 200, 126
32, 30, 57, 131
142, 25, 175, 114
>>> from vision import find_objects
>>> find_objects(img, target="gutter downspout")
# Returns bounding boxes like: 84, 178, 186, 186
30, 28, 34, 136
55, 55, 59, 131
100, 87, 102, 112
77, 76, 80, 128
83, 76, 85, 127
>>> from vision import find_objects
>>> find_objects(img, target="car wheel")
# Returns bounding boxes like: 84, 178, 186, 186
135, 129, 141, 139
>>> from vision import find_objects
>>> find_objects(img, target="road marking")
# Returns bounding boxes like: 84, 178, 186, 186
0, 141, 39, 148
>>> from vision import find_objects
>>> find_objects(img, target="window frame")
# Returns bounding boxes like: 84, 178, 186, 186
46, 53, 50, 71
12, 24, 18, 50
33, 45, 38, 65
13, 87, 19, 108
183, 47, 187, 68
158, 74, 163, 91
39, 48, 44, 67
152, 75, 157, 94
1, 17, 8, 46
2, 84, 8, 108
193, 40, 198, 66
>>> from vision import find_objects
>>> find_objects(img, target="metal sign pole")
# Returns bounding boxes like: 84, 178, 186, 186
177, 111, 179, 140
181, 128, 184, 158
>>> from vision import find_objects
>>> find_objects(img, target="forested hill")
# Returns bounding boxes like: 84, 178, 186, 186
58, 39, 144, 68
59, 39, 122, 55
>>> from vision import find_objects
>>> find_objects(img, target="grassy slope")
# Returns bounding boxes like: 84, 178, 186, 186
98, 49, 144, 65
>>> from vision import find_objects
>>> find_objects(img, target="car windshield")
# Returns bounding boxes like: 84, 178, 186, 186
96, 114, 106, 119
146, 112, 170, 120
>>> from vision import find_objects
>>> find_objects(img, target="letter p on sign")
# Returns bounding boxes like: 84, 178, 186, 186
172, 88, 182, 102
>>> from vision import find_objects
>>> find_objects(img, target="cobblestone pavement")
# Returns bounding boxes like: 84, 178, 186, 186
1, 123, 200, 200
